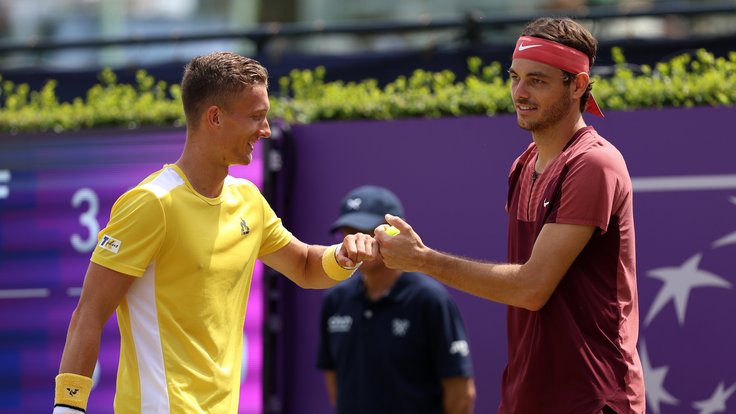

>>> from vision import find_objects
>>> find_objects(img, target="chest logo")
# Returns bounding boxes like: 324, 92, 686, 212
240, 218, 250, 236
543, 200, 550, 208
392, 318, 410, 336
328, 315, 353, 333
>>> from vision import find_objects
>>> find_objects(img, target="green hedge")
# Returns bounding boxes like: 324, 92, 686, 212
1, 48, 734, 134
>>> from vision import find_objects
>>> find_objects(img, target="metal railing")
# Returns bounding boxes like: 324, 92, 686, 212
0, 0, 734, 55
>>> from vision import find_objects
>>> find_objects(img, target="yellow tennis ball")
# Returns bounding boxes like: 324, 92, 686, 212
385, 226, 400, 236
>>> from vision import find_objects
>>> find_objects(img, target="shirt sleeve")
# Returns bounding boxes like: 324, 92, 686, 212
550, 148, 622, 234
90, 187, 165, 277
255, 186, 292, 257
428, 291, 474, 379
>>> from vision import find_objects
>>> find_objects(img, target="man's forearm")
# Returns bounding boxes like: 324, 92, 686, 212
442, 377, 476, 414
418, 249, 540, 309
55, 311, 103, 413
58, 311, 103, 376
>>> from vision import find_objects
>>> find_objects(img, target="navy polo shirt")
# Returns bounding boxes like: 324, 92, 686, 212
317, 272, 473, 414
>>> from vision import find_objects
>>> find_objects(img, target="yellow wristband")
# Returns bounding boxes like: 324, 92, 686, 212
55, 373, 93, 412
321, 244, 357, 281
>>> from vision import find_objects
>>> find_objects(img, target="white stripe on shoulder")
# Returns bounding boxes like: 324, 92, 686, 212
141, 167, 185, 198
224, 175, 256, 188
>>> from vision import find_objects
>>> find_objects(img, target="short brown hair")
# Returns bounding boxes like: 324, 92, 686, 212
181, 52, 269, 128
521, 18, 597, 113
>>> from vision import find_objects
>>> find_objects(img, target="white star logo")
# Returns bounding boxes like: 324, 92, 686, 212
692, 382, 736, 414
640, 340, 679, 414
712, 196, 736, 248
645, 253, 732, 326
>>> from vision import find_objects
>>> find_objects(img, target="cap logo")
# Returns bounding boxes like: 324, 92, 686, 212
518, 43, 542, 51
346, 197, 362, 210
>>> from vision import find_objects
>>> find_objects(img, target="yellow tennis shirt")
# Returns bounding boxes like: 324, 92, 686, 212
91, 164, 292, 413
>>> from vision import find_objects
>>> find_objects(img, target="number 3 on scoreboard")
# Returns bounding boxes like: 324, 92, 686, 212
70, 188, 100, 254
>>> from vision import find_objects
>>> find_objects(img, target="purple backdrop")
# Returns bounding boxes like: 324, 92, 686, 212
0, 129, 265, 414
281, 106, 736, 414
1, 106, 734, 414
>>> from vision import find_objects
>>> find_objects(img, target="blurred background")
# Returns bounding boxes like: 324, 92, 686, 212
1, 0, 736, 98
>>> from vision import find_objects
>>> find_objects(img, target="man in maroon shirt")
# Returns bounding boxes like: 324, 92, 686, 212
376, 17, 645, 413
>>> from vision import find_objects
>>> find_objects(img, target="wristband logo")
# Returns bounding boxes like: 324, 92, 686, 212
66, 387, 79, 396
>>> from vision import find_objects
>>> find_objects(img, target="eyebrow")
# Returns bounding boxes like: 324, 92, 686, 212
508, 68, 554, 78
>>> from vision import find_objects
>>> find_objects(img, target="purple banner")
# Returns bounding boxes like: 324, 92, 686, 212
0, 130, 265, 413
282, 106, 736, 414
1, 106, 734, 414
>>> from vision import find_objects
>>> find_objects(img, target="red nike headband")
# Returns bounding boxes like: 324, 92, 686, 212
512, 36, 604, 117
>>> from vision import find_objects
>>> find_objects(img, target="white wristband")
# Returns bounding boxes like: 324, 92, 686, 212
53, 406, 85, 414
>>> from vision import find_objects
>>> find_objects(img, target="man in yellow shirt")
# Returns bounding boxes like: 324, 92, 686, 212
53, 52, 377, 414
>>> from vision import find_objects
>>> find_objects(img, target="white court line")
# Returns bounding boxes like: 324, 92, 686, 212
632, 174, 736, 192
0, 169, 9, 199
0, 288, 50, 299
67, 287, 83, 297
0, 175, 733, 301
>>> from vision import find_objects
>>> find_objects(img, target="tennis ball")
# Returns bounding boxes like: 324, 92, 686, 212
385, 226, 400, 236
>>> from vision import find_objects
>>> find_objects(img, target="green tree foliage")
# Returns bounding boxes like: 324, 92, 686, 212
0, 69, 184, 134
1, 48, 734, 134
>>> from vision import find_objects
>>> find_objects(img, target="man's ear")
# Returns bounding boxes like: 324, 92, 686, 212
205, 105, 221, 128
573, 72, 590, 99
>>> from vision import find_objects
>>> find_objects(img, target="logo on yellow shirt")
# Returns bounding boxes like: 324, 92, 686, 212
98, 234, 121, 254
240, 218, 250, 236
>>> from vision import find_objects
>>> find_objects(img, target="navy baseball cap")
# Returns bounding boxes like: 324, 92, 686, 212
330, 185, 404, 233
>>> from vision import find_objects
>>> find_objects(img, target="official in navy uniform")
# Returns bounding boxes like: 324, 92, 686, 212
317, 185, 476, 414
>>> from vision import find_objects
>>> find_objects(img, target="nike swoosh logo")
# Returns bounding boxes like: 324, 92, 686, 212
543, 200, 550, 207
519, 43, 543, 51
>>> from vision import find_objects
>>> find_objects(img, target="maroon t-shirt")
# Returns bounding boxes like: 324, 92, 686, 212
500, 126, 645, 414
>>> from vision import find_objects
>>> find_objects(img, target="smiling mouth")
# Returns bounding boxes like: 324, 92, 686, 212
516, 103, 537, 111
